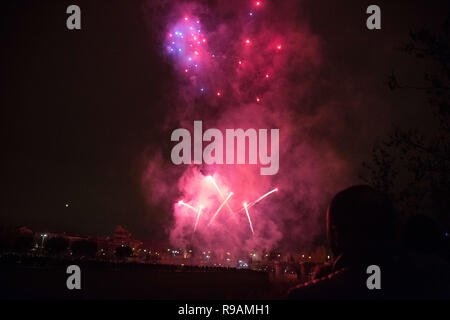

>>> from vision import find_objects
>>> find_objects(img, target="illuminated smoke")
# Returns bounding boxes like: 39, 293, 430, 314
243, 202, 254, 234
207, 191, 233, 226
193, 206, 203, 233
142, 0, 352, 256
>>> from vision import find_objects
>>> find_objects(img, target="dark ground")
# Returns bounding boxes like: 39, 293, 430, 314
0, 256, 293, 300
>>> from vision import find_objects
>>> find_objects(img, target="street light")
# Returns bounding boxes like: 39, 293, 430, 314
41, 233, 47, 248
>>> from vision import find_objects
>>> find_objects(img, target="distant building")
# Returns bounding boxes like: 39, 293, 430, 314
29, 225, 143, 258
112, 225, 131, 246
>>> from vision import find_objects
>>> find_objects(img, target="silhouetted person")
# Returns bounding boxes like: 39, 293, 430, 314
288, 185, 449, 299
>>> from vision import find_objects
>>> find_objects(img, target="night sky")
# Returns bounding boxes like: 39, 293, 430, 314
1, 0, 449, 242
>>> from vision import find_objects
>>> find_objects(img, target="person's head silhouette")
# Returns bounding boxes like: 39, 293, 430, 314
326, 185, 396, 265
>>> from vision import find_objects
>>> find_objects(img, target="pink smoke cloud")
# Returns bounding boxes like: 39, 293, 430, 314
141, 0, 352, 256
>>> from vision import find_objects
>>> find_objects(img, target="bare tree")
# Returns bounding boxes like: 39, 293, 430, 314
362, 16, 450, 226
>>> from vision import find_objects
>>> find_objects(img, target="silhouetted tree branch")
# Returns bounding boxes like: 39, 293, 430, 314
361, 16, 450, 224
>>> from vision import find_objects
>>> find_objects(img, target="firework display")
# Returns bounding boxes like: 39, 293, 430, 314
161, 1, 287, 252
177, 175, 277, 236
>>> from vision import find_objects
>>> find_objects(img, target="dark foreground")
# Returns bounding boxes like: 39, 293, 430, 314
0, 255, 294, 300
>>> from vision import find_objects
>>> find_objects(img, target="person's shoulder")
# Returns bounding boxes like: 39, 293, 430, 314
287, 267, 349, 300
